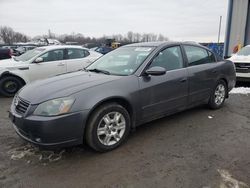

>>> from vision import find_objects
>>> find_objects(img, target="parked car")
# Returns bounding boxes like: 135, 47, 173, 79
0, 45, 102, 96
90, 47, 98, 51
228, 45, 250, 82
0, 48, 12, 60
13, 46, 37, 56
9, 42, 236, 152
95, 46, 113, 54
1, 45, 18, 50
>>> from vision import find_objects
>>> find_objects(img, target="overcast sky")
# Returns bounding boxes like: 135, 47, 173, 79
0, 0, 228, 42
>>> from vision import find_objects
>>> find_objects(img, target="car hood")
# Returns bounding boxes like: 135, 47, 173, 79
18, 71, 122, 104
0, 58, 26, 68
229, 55, 250, 63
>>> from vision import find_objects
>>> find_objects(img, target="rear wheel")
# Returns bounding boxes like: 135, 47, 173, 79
208, 80, 227, 109
0, 76, 24, 97
85, 103, 131, 152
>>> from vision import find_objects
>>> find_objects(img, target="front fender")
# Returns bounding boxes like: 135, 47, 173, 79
71, 76, 140, 124
0, 69, 29, 84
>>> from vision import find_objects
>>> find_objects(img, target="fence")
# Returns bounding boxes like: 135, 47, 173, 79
201, 43, 224, 59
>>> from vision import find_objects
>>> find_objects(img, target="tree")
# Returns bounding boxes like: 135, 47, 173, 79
134, 33, 141, 42
127, 31, 134, 43
0, 26, 14, 44
13, 32, 29, 42
0, 25, 169, 45
0, 26, 29, 44
157, 34, 168, 41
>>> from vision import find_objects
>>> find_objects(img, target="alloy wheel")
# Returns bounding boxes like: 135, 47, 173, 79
214, 84, 226, 105
97, 112, 126, 146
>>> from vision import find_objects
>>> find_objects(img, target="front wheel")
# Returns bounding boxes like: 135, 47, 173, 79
85, 103, 131, 152
208, 80, 227, 109
0, 76, 24, 97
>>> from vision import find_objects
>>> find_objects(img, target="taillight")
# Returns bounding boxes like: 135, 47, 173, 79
9, 49, 13, 57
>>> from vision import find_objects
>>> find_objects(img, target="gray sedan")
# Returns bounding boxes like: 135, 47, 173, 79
9, 42, 236, 152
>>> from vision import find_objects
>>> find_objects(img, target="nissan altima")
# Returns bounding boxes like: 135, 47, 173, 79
9, 42, 236, 152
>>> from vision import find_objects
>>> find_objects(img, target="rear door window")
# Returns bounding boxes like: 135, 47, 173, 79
184, 45, 214, 66
66, 49, 86, 59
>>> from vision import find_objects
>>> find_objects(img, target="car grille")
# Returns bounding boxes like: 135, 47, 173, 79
15, 97, 30, 115
235, 62, 250, 73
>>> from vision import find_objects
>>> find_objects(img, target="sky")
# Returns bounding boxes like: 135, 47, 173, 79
0, 0, 228, 42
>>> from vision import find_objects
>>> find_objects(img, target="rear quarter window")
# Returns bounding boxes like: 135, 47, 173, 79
67, 49, 86, 59
208, 51, 216, 62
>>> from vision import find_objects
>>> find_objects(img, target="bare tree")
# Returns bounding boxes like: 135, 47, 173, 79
0, 26, 29, 44
127, 31, 134, 43
112, 34, 123, 42
0, 25, 169, 45
13, 32, 29, 42
134, 33, 141, 42
157, 34, 168, 41
0, 26, 14, 44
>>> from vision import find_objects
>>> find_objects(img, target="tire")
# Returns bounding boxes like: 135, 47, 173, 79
85, 103, 131, 152
0, 76, 24, 97
208, 80, 228, 109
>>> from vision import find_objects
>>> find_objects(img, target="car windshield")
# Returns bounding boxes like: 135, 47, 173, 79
237, 46, 250, 56
87, 46, 155, 75
14, 48, 45, 62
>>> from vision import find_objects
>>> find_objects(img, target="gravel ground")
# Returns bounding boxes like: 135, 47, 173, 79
0, 83, 250, 188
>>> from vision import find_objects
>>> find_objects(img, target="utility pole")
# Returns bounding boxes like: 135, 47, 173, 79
218, 16, 222, 44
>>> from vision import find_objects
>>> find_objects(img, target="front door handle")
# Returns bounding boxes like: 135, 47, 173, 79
211, 69, 218, 73
180, 78, 187, 82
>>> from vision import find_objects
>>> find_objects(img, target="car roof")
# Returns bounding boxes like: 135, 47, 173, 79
36, 45, 87, 50
124, 41, 204, 47
125, 41, 167, 47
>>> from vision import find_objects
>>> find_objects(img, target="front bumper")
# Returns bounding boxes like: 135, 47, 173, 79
236, 72, 250, 82
9, 104, 89, 149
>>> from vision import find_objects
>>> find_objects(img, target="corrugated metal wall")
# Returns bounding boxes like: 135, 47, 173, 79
245, 1, 250, 44
224, 0, 249, 57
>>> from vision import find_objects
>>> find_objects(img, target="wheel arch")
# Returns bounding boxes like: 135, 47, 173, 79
0, 71, 26, 85
85, 96, 135, 131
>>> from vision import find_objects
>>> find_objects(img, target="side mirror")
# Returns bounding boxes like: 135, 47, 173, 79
145, 66, 166, 76
34, 57, 43, 63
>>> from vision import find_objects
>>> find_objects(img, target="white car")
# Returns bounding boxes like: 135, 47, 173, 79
228, 45, 250, 82
0, 45, 102, 97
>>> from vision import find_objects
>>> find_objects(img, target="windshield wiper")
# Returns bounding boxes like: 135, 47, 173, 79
88, 68, 110, 75
82, 67, 89, 72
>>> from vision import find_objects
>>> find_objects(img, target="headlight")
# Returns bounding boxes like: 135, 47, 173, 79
33, 97, 75, 116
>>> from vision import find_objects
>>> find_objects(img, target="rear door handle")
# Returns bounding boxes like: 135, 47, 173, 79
58, 62, 65, 66
180, 78, 187, 82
